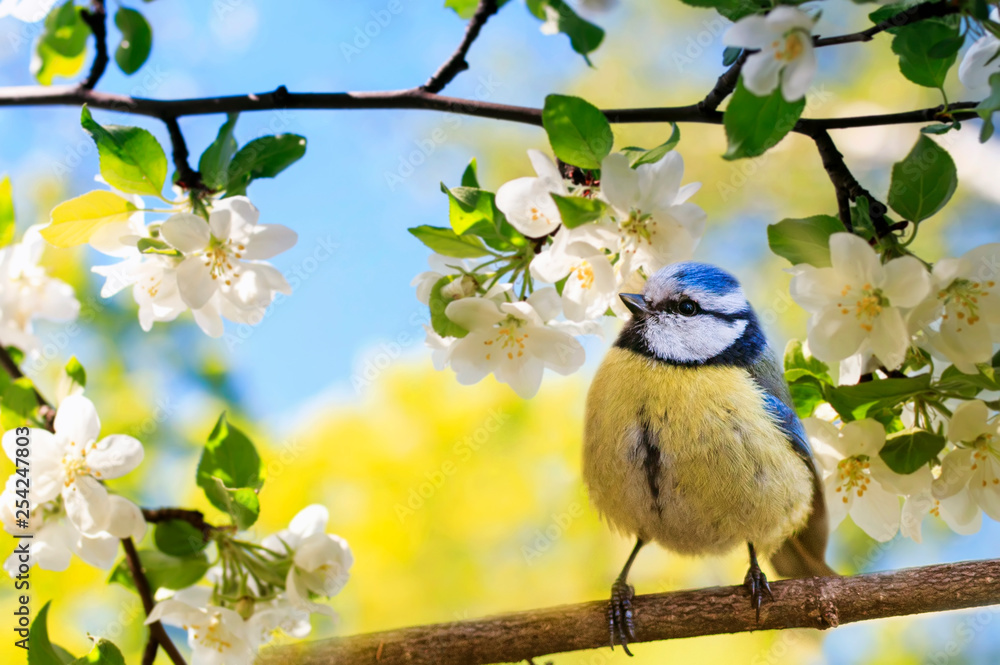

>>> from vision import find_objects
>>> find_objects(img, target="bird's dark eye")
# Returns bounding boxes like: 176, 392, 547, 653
677, 299, 699, 317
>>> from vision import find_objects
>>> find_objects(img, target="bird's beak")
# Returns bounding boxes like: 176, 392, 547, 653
619, 293, 649, 316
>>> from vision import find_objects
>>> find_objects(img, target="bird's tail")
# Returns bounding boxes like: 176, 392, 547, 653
769, 470, 837, 578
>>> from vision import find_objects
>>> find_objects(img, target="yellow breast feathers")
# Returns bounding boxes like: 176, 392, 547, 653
583, 348, 813, 556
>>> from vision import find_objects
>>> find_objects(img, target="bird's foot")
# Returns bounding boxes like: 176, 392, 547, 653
608, 578, 636, 656
743, 563, 774, 623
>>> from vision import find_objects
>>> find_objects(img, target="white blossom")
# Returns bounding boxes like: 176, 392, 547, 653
444, 287, 586, 398
160, 197, 295, 312
723, 6, 818, 101
790, 233, 931, 370
148, 589, 258, 665
529, 226, 616, 321
0, 225, 79, 352
908, 243, 1000, 373
959, 29, 1000, 98
262, 504, 353, 617
0, 0, 59, 22
1, 395, 145, 536
598, 151, 705, 280
933, 400, 1000, 522
805, 417, 903, 541
495, 150, 569, 238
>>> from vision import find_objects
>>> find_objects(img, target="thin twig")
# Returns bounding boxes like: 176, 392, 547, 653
0, 345, 55, 429
423, 0, 500, 94
801, 127, 889, 235
122, 537, 188, 665
814, 1, 958, 48
141, 637, 159, 665
79, 0, 109, 90
698, 50, 748, 113
163, 116, 203, 190
262, 559, 1000, 665
141, 507, 219, 540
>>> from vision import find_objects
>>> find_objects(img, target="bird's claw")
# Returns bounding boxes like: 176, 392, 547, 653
743, 564, 774, 623
608, 578, 636, 656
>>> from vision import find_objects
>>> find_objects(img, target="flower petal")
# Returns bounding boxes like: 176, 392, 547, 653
881, 256, 930, 308
741, 51, 783, 97
722, 15, 774, 49
105, 495, 147, 540
445, 297, 504, 331
64, 475, 111, 535
780, 41, 816, 101
600, 153, 640, 212
868, 307, 909, 370
807, 304, 867, 363
849, 481, 900, 542
243, 224, 298, 260
87, 434, 144, 478
948, 400, 990, 443
161, 213, 210, 253
289, 504, 329, 539
54, 394, 101, 445
830, 233, 880, 286
176, 255, 217, 309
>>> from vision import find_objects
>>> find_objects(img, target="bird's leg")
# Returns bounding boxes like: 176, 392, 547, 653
743, 541, 774, 623
608, 538, 644, 656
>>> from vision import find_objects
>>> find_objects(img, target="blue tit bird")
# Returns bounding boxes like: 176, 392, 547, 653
583, 261, 835, 655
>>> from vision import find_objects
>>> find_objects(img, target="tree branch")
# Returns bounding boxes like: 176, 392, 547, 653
79, 0, 109, 91
0, 345, 55, 429
141, 507, 225, 540
261, 559, 1000, 665
0, 83, 981, 132
422, 0, 500, 94
698, 50, 748, 113
800, 127, 888, 235
122, 537, 188, 665
813, 1, 958, 48
162, 116, 204, 190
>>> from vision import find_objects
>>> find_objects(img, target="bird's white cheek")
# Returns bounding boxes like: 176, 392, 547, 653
645, 316, 748, 363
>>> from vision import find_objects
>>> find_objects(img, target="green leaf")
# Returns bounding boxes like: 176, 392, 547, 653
920, 122, 958, 135
783, 340, 833, 419
0, 176, 14, 248
198, 113, 239, 190
70, 638, 125, 665
722, 46, 741, 67
428, 274, 472, 339
196, 412, 263, 514
891, 21, 960, 89
445, 0, 511, 19
525, 0, 604, 64
879, 428, 947, 475
620, 123, 681, 168
136, 237, 181, 256
783, 339, 833, 384
443, 185, 497, 235
80, 106, 167, 197
154, 519, 209, 556
408, 225, 491, 258
825, 375, 932, 422
936, 362, 1000, 395
677, 0, 768, 21
868, 3, 912, 34
109, 550, 211, 595
767, 215, 844, 267
27, 601, 75, 665
542, 94, 613, 170
224, 134, 307, 196
3, 377, 37, 418
64, 356, 86, 389
887, 135, 957, 223
550, 193, 607, 229
210, 478, 260, 530
43, 190, 139, 248
114, 7, 152, 75
976, 72, 1000, 143
33, 1, 90, 85
723, 80, 805, 160
460, 157, 479, 188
